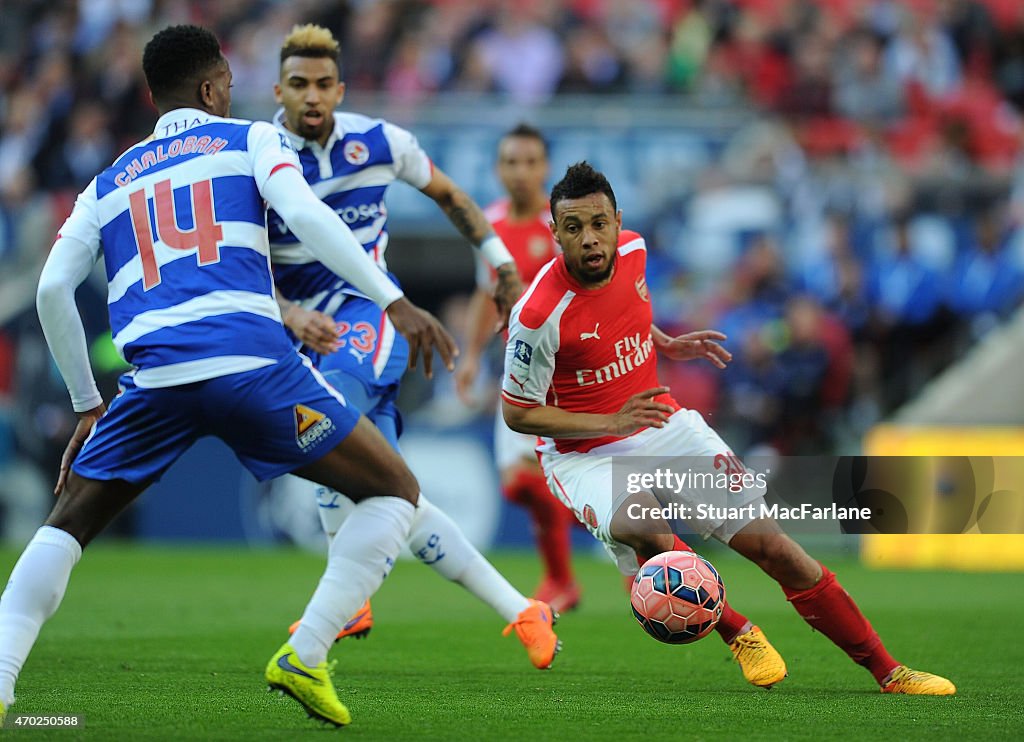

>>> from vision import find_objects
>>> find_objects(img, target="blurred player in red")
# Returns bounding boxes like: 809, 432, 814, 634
501, 161, 956, 695
455, 124, 581, 612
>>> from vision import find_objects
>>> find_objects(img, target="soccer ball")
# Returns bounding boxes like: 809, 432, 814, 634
630, 550, 725, 644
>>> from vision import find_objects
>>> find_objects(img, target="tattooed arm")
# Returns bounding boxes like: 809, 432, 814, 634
420, 167, 522, 330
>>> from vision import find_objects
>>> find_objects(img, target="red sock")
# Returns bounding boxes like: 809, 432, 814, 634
782, 564, 899, 684
714, 602, 752, 645
633, 536, 752, 645
503, 470, 575, 585
670, 535, 694, 553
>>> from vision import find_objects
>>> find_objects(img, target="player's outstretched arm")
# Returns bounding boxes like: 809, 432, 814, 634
37, 236, 106, 494
262, 165, 404, 309
652, 325, 732, 368
420, 167, 523, 329
385, 298, 458, 379
503, 386, 674, 439
262, 165, 456, 375
454, 286, 500, 405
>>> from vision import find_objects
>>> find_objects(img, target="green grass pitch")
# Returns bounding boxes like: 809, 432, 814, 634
0, 544, 1019, 740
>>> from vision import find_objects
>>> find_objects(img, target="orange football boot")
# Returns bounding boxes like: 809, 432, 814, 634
288, 600, 373, 642
502, 599, 561, 669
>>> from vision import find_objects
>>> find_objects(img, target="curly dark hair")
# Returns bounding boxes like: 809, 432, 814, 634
550, 161, 617, 216
143, 25, 223, 102
501, 122, 548, 157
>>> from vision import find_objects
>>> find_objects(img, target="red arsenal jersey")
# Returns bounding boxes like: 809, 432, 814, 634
481, 198, 559, 286
501, 230, 679, 454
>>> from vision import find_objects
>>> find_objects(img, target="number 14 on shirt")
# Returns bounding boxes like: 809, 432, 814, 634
128, 178, 225, 290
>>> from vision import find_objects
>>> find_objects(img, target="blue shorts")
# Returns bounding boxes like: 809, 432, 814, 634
302, 295, 409, 452
72, 351, 360, 484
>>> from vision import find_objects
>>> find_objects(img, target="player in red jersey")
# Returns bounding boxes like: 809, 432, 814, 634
501, 162, 956, 696
456, 124, 581, 612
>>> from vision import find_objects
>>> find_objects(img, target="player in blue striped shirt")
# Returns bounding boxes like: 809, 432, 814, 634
266, 25, 560, 669
0, 25, 556, 729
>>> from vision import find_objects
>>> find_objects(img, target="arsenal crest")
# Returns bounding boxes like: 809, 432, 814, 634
529, 235, 551, 258
634, 275, 649, 302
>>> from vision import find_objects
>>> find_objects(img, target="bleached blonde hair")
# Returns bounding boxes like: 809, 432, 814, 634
280, 24, 341, 67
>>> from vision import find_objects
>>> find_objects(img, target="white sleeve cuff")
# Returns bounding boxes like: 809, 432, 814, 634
480, 235, 515, 269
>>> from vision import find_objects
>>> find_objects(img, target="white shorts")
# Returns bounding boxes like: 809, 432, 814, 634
493, 407, 541, 472
540, 408, 766, 574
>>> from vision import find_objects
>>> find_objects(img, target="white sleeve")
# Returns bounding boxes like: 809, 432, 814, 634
55, 178, 102, 260
247, 121, 302, 192
382, 121, 432, 189
252, 127, 404, 310
500, 306, 558, 408
37, 236, 103, 412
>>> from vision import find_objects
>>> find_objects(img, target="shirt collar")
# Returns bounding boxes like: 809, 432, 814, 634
153, 108, 222, 139
273, 108, 340, 152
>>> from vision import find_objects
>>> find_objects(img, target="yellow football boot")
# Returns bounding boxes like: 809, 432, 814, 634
729, 625, 788, 688
265, 643, 351, 727
881, 665, 956, 696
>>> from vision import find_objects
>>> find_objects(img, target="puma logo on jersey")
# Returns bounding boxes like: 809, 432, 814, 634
580, 323, 600, 341
508, 374, 527, 392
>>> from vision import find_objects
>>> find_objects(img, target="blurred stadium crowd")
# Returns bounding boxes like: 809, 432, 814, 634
2, 0, 1024, 511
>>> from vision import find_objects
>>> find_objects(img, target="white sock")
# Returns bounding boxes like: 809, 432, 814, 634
314, 484, 355, 539
409, 495, 529, 623
291, 496, 414, 667
0, 526, 82, 707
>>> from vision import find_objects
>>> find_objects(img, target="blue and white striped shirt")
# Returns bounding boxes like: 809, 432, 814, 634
267, 110, 432, 315
57, 108, 302, 388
